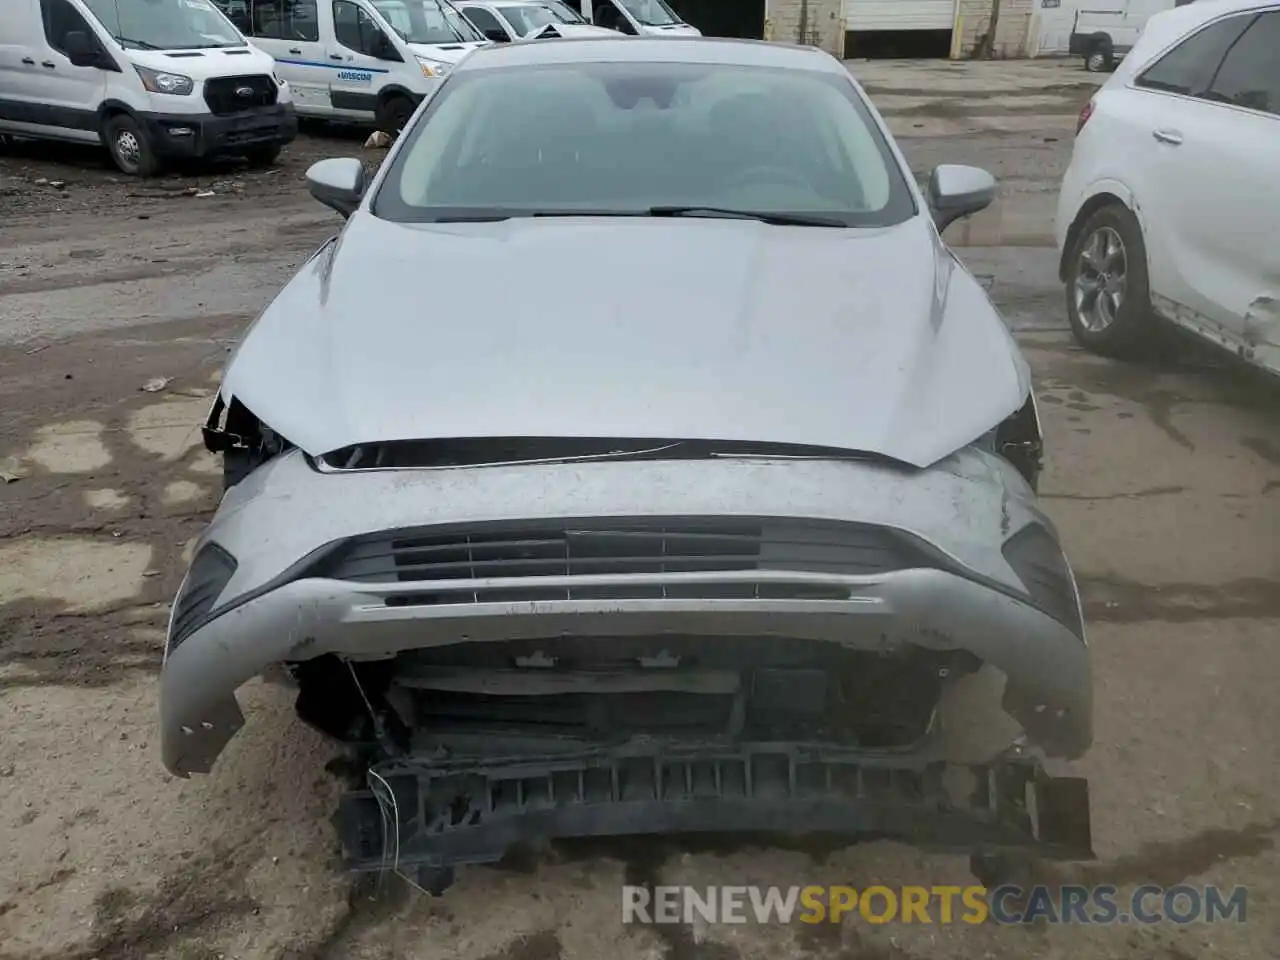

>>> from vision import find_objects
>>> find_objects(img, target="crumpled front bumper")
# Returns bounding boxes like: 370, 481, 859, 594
159, 449, 1092, 777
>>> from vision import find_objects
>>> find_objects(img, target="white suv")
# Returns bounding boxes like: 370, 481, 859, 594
1055, 0, 1280, 373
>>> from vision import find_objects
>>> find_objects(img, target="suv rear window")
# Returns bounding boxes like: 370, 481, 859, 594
1135, 13, 1255, 97
1203, 10, 1280, 115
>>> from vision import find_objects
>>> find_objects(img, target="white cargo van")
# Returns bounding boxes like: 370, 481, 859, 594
558, 0, 701, 35
216, 0, 488, 133
1068, 0, 1187, 71
0, 0, 297, 175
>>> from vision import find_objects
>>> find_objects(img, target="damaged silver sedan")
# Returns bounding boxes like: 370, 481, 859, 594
162, 37, 1094, 892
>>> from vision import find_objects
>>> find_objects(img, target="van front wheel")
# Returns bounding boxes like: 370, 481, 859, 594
104, 114, 160, 177
376, 95, 415, 136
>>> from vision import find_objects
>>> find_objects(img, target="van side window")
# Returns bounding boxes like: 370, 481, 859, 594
213, 0, 253, 32
1204, 11, 1280, 116
40, 0, 96, 57
333, 0, 391, 56
462, 6, 508, 39
593, 0, 635, 34
1134, 14, 1255, 98
252, 0, 321, 41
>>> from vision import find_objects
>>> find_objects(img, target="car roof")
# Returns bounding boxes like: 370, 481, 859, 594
454, 36, 847, 74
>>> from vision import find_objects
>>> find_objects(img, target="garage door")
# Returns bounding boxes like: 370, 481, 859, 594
846, 0, 955, 30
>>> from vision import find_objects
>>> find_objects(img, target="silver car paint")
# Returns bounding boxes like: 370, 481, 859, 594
223, 215, 1029, 469
162, 448, 1090, 775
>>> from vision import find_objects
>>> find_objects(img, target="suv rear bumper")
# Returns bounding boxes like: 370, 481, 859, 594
140, 103, 297, 159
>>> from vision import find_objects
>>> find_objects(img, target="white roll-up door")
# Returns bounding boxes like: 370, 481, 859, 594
846, 0, 956, 30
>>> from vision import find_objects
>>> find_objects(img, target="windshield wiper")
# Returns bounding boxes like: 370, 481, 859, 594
116, 36, 162, 49
647, 206, 847, 227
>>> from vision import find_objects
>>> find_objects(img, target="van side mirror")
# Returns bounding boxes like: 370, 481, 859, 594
484, 27, 510, 42
927, 164, 996, 231
64, 30, 101, 68
306, 158, 365, 218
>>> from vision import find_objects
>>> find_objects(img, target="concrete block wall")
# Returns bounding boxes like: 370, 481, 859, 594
954, 0, 1035, 58
764, 0, 846, 56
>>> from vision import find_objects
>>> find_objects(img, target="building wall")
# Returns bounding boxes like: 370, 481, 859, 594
953, 0, 1036, 57
764, 0, 1039, 59
764, 0, 846, 56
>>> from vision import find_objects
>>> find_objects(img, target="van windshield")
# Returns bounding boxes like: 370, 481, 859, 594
372, 0, 487, 43
617, 0, 680, 26
82, 0, 245, 50
545, 0, 585, 21
497, 3, 569, 35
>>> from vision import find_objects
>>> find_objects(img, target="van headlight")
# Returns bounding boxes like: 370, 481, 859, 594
416, 57, 450, 78
135, 65, 195, 96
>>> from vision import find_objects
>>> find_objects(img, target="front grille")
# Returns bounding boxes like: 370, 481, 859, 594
310, 517, 929, 601
203, 75, 277, 116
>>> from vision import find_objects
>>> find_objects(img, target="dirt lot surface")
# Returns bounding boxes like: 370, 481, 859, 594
2, 57, 1278, 960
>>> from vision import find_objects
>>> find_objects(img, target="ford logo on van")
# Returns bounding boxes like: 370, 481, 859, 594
235, 86, 254, 98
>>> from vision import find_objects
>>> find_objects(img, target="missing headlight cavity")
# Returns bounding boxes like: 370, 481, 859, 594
203, 395, 293, 488
996, 392, 1044, 491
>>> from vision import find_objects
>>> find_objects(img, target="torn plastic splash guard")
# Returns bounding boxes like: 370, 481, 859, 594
336, 744, 1093, 874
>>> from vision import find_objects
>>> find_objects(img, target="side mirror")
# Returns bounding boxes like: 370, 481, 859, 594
306, 157, 365, 218
484, 27, 510, 42
64, 30, 100, 68
927, 164, 996, 232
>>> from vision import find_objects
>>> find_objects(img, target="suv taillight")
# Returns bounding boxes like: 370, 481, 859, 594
1076, 99, 1095, 135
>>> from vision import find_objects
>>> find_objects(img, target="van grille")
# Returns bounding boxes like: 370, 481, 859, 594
203, 75, 277, 116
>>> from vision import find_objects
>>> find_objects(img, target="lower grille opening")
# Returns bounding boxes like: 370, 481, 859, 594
416, 690, 735, 736
292, 640, 981, 757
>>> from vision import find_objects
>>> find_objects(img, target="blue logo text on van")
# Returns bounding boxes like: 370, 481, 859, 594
337, 70, 374, 84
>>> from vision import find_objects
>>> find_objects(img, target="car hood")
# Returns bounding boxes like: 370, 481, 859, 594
531, 23, 621, 37
127, 44, 278, 79
223, 214, 1029, 469
405, 40, 487, 62
640, 22, 701, 35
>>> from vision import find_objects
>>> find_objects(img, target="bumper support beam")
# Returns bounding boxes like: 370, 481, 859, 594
336, 744, 1093, 879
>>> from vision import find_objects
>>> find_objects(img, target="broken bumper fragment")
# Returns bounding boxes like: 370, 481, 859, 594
337, 745, 1094, 879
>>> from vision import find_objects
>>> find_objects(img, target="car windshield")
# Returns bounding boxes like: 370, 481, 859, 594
545, 0, 585, 21
83, 0, 244, 49
372, 0, 486, 43
617, 0, 679, 26
376, 61, 915, 227
498, 3, 566, 34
